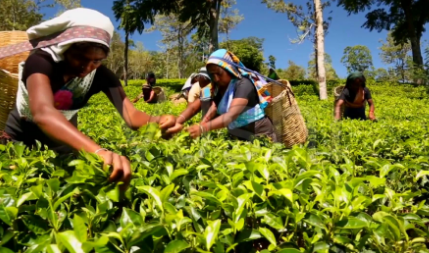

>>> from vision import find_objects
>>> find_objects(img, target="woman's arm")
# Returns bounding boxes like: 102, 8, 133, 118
104, 86, 175, 130
187, 98, 248, 138
201, 102, 218, 123
146, 90, 155, 103
28, 74, 134, 189
334, 99, 344, 120
368, 99, 375, 120
28, 73, 102, 153
178, 99, 202, 124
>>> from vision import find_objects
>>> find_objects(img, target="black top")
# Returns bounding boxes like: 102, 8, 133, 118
339, 87, 372, 104
213, 77, 277, 142
5, 49, 122, 153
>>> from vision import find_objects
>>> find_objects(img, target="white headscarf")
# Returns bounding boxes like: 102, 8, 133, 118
26, 8, 114, 62
16, 8, 115, 121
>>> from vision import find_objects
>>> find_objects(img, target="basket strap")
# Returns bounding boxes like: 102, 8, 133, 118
0, 26, 111, 60
208, 56, 296, 98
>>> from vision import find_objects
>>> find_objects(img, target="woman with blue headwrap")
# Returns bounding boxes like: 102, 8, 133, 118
182, 49, 277, 142
335, 72, 376, 121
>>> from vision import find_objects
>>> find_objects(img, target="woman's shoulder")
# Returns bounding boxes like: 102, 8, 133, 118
22, 50, 57, 81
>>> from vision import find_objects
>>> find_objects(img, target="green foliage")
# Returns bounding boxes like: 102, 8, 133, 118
220, 37, 265, 72
278, 60, 306, 80
308, 53, 339, 81
341, 45, 373, 73
2, 80, 429, 252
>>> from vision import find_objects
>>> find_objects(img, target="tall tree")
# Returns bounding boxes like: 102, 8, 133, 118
308, 52, 338, 80
341, 45, 373, 73
220, 37, 265, 71
337, 0, 428, 72
104, 31, 125, 77
0, 0, 43, 31
112, 0, 179, 85
179, 0, 223, 53
268, 55, 276, 69
218, 0, 244, 43
379, 32, 411, 83
53, 0, 81, 15
152, 13, 192, 78
282, 60, 306, 80
261, 0, 334, 100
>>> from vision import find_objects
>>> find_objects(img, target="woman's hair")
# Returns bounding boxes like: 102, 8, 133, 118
345, 72, 366, 89
69, 42, 110, 55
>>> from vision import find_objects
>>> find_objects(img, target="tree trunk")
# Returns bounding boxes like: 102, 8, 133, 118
400, 0, 423, 84
314, 0, 327, 100
123, 31, 129, 86
208, 0, 221, 53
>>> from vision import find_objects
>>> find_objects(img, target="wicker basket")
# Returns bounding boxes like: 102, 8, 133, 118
333, 85, 345, 118
153, 86, 166, 102
0, 69, 18, 130
264, 79, 308, 148
0, 31, 29, 74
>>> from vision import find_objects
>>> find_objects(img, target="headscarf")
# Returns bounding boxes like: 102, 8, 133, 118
26, 8, 114, 62
206, 49, 271, 129
344, 72, 367, 108
8, 8, 115, 122
345, 72, 366, 89
196, 66, 211, 81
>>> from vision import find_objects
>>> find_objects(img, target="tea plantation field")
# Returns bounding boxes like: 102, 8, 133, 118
1, 79, 429, 253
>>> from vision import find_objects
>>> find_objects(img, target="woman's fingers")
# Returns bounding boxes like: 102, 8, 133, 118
159, 115, 176, 129
97, 150, 132, 191
164, 123, 183, 135
120, 156, 131, 191
109, 153, 123, 182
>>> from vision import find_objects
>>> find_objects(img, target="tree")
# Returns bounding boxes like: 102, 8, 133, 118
379, 32, 412, 83
152, 13, 192, 78
261, 0, 334, 100
268, 55, 276, 69
0, 0, 43, 31
308, 52, 338, 80
337, 0, 428, 73
341, 45, 373, 73
53, 0, 81, 15
104, 31, 125, 77
179, 0, 223, 53
282, 60, 306, 80
220, 37, 265, 72
218, 0, 244, 43
112, 0, 179, 86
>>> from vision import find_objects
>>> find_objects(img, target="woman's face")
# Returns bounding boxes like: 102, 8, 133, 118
350, 78, 363, 92
64, 45, 107, 78
207, 64, 232, 88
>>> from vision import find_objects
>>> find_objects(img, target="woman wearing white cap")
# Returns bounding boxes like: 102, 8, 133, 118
0, 8, 176, 190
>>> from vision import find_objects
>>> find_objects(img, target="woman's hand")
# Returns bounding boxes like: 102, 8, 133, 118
369, 112, 376, 121
186, 124, 207, 139
159, 115, 176, 130
97, 149, 131, 191
165, 123, 184, 135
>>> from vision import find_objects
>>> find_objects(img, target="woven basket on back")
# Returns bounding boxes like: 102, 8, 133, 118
264, 79, 308, 148
333, 85, 345, 118
153, 86, 166, 103
0, 69, 18, 130
0, 31, 29, 74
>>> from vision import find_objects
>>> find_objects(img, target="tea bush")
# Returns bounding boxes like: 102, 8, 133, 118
1, 79, 429, 253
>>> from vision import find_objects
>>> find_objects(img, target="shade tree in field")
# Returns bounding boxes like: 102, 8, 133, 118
220, 37, 265, 72
307, 52, 338, 81
341, 45, 373, 73
379, 32, 412, 83
337, 0, 429, 79
218, 0, 244, 44
281, 60, 307, 80
261, 0, 335, 100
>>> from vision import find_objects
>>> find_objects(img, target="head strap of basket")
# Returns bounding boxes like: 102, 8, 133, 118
0, 8, 114, 61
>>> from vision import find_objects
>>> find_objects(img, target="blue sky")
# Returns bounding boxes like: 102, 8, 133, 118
42, 0, 429, 78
